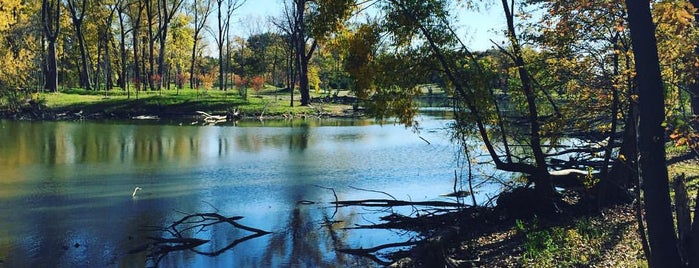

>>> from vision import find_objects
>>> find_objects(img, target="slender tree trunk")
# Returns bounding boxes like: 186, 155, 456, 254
292, 39, 299, 107
67, 0, 92, 90
96, 38, 103, 92
500, 0, 554, 200
598, 35, 630, 205
118, 8, 128, 90
190, 0, 212, 90
691, 0, 699, 116
146, 2, 156, 90
157, 0, 167, 90
105, 35, 113, 91
76, 25, 92, 90
133, 24, 142, 93
190, 41, 198, 89
626, 0, 682, 266
216, 0, 224, 91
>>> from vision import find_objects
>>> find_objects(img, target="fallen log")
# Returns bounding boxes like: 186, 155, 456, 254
332, 199, 464, 208
132, 115, 159, 120
196, 111, 227, 123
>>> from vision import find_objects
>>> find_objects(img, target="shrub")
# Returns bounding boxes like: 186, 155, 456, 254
175, 73, 189, 89
250, 76, 265, 92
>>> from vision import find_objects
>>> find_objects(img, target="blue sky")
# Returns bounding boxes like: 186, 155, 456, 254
224, 0, 506, 52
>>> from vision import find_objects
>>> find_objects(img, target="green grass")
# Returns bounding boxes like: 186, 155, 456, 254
35, 87, 354, 118
516, 215, 635, 267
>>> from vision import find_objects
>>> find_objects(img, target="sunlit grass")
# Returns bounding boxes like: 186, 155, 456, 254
37, 86, 352, 117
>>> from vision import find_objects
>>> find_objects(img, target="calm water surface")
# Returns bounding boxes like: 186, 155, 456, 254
0, 115, 482, 267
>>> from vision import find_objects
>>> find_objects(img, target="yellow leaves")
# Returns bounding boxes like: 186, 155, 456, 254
653, 0, 696, 32
345, 24, 379, 98
0, 0, 25, 31
0, 48, 34, 89
308, 65, 321, 93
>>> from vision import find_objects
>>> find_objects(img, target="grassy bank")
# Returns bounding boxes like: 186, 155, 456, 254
19, 86, 356, 119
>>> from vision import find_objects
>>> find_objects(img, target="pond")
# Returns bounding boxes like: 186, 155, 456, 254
0, 113, 499, 267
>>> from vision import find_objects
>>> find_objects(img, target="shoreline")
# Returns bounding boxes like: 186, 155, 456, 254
0, 100, 365, 122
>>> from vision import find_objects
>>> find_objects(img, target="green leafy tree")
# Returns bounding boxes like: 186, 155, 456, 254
287, 0, 355, 106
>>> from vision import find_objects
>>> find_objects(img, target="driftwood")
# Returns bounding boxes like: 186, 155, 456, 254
332, 199, 464, 208
132, 115, 159, 120
196, 111, 227, 123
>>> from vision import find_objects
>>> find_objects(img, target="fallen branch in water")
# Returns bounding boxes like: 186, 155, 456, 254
196, 111, 227, 124
338, 240, 419, 266
132, 212, 271, 265
332, 199, 465, 208
167, 213, 270, 235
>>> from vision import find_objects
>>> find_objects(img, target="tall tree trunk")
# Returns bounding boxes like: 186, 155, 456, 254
118, 6, 128, 90
96, 38, 103, 92
42, 0, 60, 92
105, 35, 113, 91
292, 38, 299, 107
157, 0, 183, 90
217, 0, 225, 91
625, 0, 682, 266
599, 35, 632, 205
133, 23, 142, 93
146, 1, 156, 90
46, 40, 58, 92
76, 25, 92, 90
67, 0, 92, 90
189, 0, 213, 89
190, 41, 198, 89
690, 0, 699, 116
295, 0, 310, 106
157, 0, 167, 90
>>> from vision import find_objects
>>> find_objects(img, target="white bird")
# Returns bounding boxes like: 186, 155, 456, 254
132, 187, 142, 198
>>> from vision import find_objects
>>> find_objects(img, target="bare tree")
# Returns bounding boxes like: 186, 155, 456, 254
272, 1, 298, 106
188, 0, 214, 89
212, 0, 246, 91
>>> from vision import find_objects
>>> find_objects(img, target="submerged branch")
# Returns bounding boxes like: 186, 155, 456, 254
337, 240, 419, 266
131, 212, 271, 266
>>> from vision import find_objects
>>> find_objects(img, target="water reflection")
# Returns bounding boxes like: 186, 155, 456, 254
0, 117, 464, 267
